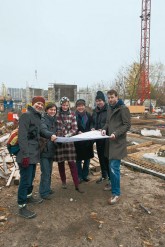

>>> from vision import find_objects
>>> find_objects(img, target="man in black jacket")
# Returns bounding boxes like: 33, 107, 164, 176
16, 96, 45, 219
92, 91, 109, 184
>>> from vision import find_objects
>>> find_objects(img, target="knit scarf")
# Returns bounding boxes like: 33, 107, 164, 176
76, 111, 88, 129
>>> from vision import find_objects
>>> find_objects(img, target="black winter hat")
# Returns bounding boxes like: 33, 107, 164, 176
95, 91, 105, 102
76, 99, 86, 107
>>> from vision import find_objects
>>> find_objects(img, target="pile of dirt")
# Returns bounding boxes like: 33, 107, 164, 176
0, 163, 165, 247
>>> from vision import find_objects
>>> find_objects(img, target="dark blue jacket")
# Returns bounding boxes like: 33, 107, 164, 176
92, 103, 108, 130
74, 111, 94, 160
40, 113, 57, 158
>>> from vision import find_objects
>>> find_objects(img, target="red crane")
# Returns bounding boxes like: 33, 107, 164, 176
138, 0, 151, 104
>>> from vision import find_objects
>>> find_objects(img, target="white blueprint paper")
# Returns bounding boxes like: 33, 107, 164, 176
55, 130, 109, 143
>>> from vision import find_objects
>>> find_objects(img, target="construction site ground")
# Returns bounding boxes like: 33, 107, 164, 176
0, 160, 165, 247
0, 114, 165, 247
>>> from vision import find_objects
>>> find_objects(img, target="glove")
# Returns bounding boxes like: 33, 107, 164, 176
22, 157, 30, 168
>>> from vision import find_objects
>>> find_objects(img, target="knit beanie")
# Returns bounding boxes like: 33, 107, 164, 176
76, 99, 86, 107
32, 96, 45, 106
95, 91, 105, 102
60, 96, 70, 105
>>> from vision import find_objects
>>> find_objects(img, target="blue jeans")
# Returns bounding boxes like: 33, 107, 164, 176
18, 164, 36, 205
109, 159, 121, 196
76, 159, 90, 180
39, 157, 53, 197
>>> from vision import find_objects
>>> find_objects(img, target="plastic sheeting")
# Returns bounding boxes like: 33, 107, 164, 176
141, 128, 162, 137
143, 153, 165, 166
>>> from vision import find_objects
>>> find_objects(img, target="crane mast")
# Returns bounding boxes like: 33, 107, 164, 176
138, 0, 151, 104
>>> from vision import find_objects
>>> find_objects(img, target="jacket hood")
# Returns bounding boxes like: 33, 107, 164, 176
109, 99, 124, 110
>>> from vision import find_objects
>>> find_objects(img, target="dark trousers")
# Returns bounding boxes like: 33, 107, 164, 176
18, 164, 36, 206
58, 161, 79, 187
96, 139, 109, 179
39, 157, 53, 197
76, 159, 90, 180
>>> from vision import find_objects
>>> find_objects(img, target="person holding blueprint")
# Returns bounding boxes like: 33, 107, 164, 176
54, 97, 83, 193
74, 99, 94, 183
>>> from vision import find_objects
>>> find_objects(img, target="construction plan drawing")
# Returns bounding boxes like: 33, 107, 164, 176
55, 130, 109, 143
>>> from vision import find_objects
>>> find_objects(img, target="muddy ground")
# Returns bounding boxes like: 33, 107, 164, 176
0, 163, 165, 247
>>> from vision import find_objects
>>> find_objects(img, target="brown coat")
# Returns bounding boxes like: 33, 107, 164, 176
103, 105, 131, 160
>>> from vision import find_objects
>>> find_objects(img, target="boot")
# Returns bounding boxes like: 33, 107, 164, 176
49, 189, 55, 194
41, 194, 52, 200
18, 206, 36, 219
27, 196, 43, 204
75, 186, 84, 193
62, 183, 67, 189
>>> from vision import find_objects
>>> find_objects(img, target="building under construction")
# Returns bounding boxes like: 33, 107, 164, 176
48, 83, 77, 106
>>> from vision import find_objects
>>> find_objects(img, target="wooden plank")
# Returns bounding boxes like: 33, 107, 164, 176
6, 166, 16, 187
0, 170, 8, 179
128, 105, 145, 114
13, 169, 20, 185
90, 160, 99, 166
127, 141, 153, 152
127, 133, 165, 145
2, 154, 8, 175
0, 133, 10, 144
126, 156, 165, 174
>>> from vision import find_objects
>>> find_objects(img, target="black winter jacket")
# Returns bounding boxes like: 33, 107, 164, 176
92, 103, 108, 130
16, 105, 42, 164
40, 113, 57, 158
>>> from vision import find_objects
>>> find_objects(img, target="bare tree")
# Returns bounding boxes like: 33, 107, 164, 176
113, 63, 140, 104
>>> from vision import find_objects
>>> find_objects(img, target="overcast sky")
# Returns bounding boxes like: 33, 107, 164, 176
0, 0, 164, 90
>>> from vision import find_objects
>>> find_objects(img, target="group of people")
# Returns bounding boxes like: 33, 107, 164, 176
16, 89, 131, 219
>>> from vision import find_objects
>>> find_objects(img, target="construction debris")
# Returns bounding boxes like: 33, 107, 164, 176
141, 128, 162, 137
158, 145, 165, 157
143, 153, 165, 166
139, 204, 151, 215
0, 118, 20, 185
0, 132, 20, 186
0, 133, 10, 145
